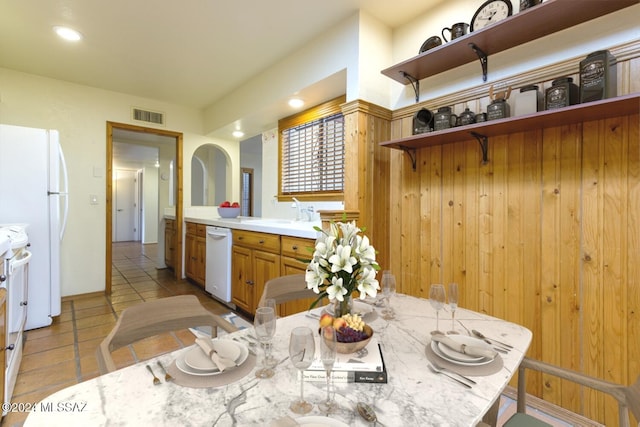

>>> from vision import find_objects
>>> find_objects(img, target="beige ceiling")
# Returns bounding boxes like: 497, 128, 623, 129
0, 0, 437, 112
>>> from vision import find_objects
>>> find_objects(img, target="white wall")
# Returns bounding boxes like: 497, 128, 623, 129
203, 13, 361, 133
0, 67, 233, 296
142, 165, 158, 244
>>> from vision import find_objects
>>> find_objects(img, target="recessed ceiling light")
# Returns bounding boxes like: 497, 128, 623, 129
288, 98, 304, 108
232, 130, 244, 138
53, 26, 83, 42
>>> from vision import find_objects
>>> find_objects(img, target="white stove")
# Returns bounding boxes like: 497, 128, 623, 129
0, 223, 31, 415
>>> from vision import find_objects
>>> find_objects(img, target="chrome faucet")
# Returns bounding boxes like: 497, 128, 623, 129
292, 197, 315, 221
292, 197, 303, 221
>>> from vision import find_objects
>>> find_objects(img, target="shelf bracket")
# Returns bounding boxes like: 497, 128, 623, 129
470, 132, 489, 164
398, 145, 417, 171
468, 43, 488, 82
401, 72, 420, 103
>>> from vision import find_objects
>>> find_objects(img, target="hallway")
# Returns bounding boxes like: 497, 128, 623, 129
3, 242, 229, 427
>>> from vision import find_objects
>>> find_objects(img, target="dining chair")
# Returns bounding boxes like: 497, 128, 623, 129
503, 357, 640, 427
96, 295, 239, 373
258, 274, 319, 313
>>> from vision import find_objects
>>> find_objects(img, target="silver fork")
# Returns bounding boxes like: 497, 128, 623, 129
429, 361, 476, 387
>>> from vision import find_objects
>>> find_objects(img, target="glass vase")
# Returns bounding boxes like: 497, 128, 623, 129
333, 295, 353, 317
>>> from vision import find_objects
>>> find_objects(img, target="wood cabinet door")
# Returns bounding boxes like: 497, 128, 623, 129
185, 232, 197, 280
195, 236, 206, 286
231, 245, 252, 312
280, 256, 322, 316
252, 250, 281, 314
164, 221, 175, 268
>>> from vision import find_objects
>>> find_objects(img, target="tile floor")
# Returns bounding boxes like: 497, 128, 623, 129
2, 241, 590, 427
3, 241, 230, 427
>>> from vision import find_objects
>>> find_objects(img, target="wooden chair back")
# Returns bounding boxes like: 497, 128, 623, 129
507, 357, 640, 427
96, 295, 238, 373
258, 274, 318, 309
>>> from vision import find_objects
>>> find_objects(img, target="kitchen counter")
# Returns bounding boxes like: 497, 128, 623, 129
182, 216, 322, 239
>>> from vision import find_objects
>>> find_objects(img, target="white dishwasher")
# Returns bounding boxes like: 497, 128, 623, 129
205, 226, 233, 304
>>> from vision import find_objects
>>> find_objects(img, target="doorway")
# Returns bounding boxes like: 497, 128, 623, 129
241, 168, 253, 217
106, 121, 183, 295
113, 169, 137, 241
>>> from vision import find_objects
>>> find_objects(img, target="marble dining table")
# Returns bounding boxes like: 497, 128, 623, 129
23, 293, 532, 427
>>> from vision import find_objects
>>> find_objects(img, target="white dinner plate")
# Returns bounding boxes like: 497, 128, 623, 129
323, 300, 374, 318
436, 335, 489, 363
430, 339, 494, 367
177, 341, 249, 376
296, 416, 350, 427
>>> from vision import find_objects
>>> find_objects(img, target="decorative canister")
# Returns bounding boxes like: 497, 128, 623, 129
475, 112, 487, 123
520, 0, 542, 11
413, 108, 434, 134
434, 106, 457, 131
458, 108, 476, 126
514, 85, 542, 116
545, 77, 579, 110
487, 99, 510, 121
580, 50, 617, 103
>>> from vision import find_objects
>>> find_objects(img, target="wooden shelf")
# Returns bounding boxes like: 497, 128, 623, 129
381, 0, 638, 85
381, 93, 640, 151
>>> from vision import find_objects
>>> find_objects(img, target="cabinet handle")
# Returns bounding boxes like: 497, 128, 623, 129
259, 240, 265, 244
245, 280, 254, 286
238, 236, 244, 240
0, 274, 5, 282
20, 301, 27, 306
6, 344, 14, 351
292, 245, 298, 250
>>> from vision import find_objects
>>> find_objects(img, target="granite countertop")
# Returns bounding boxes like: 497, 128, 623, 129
24, 294, 532, 427
183, 216, 322, 239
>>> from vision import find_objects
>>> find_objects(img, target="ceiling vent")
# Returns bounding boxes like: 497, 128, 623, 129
131, 107, 165, 126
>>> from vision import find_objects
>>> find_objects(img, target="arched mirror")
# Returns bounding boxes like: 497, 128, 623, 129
191, 144, 229, 205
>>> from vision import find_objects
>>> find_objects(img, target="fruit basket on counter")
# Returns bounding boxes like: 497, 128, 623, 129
217, 201, 240, 218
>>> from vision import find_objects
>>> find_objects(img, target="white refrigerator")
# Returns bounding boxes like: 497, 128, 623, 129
0, 124, 68, 330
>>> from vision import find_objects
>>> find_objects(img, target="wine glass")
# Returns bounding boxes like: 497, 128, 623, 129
318, 326, 337, 413
254, 306, 276, 378
289, 327, 316, 414
381, 271, 396, 320
260, 298, 277, 367
429, 284, 446, 335
447, 283, 459, 334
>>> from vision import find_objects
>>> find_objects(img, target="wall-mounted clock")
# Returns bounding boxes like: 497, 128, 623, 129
470, 0, 513, 32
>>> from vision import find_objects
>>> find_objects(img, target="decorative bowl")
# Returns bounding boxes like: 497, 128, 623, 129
331, 325, 373, 354
218, 207, 240, 218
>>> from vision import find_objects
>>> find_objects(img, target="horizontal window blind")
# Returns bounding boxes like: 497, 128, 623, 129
279, 96, 345, 198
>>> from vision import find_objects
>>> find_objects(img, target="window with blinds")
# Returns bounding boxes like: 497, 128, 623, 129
278, 96, 345, 201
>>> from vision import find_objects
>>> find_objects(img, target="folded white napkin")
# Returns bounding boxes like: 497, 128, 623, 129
432, 334, 498, 359
195, 337, 237, 372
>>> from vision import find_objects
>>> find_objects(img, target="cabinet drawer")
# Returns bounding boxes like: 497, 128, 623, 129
185, 222, 197, 235
281, 236, 314, 259
233, 230, 280, 253
186, 222, 207, 237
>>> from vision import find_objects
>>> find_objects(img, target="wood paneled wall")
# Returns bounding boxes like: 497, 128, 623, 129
360, 41, 640, 425
341, 100, 392, 271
